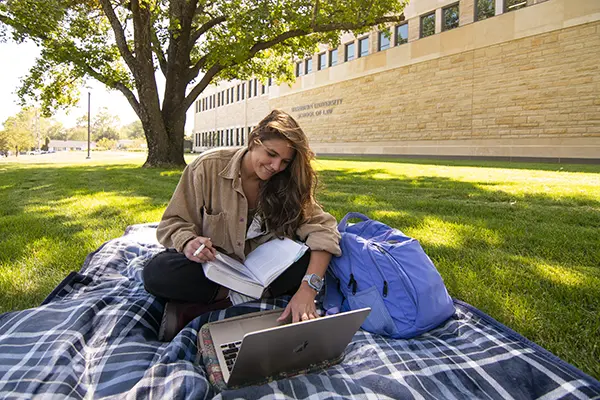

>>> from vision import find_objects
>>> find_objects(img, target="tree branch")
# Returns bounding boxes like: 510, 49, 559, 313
180, 63, 222, 114
181, 13, 405, 118
83, 65, 141, 116
98, 0, 137, 71
188, 15, 226, 49
151, 29, 168, 76
250, 15, 405, 55
187, 54, 209, 82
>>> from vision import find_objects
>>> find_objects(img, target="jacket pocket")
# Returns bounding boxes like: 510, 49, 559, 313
202, 208, 229, 250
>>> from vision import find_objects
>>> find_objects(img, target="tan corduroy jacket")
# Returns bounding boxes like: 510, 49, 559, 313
157, 147, 341, 262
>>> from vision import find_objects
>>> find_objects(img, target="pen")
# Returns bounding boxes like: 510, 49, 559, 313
193, 243, 206, 257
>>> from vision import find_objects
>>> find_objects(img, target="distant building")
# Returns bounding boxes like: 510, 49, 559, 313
48, 140, 96, 151
193, 0, 599, 163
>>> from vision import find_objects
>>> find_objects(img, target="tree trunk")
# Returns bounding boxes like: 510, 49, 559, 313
141, 111, 186, 168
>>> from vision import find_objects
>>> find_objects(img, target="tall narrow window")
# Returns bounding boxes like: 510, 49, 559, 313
296, 61, 302, 77
421, 12, 435, 38
329, 49, 338, 66
226, 89, 229, 104
504, 0, 527, 12
261, 82, 266, 94
318, 53, 327, 70
378, 31, 390, 51
358, 37, 369, 57
241, 83, 245, 100
268, 78, 273, 86
305, 58, 313, 74
443, 4, 460, 31
237, 85, 240, 102
345, 42, 355, 62
395, 23, 408, 45
248, 80, 253, 97
253, 79, 258, 96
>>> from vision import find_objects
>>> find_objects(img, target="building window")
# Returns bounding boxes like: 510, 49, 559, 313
253, 79, 258, 96
395, 23, 408, 45
248, 80, 253, 97
296, 61, 302, 77
475, 0, 495, 21
504, 0, 527, 12
329, 49, 338, 66
305, 58, 313, 74
226, 89, 230, 105
269, 78, 273, 86
421, 12, 435, 38
237, 85, 240, 102
443, 4, 460, 31
345, 42, 355, 62
358, 37, 369, 57
318, 52, 327, 70
358, 36, 369, 57
261, 82, 266, 94
378, 31, 390, 51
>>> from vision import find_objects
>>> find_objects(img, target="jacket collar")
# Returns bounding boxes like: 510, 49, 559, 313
219, 147, 248, 181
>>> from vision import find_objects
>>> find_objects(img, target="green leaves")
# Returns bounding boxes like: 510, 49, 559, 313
1, 0, 407, 165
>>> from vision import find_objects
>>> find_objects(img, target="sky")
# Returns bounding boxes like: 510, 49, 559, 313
0, 40, 194, 133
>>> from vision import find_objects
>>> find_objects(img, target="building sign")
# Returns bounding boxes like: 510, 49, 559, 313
292, 98, 343, 118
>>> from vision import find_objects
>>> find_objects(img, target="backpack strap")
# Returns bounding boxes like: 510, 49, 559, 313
338, 212, 370, 232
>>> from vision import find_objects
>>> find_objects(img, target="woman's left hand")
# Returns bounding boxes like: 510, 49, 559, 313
277, 286, 319, 323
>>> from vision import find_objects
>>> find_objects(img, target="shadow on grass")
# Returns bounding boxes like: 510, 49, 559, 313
317, 167, 600, 378
0, 162, 599, 378
0, 164, 183, 313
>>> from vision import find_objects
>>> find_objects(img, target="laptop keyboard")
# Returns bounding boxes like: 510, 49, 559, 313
220, 340, 242, 372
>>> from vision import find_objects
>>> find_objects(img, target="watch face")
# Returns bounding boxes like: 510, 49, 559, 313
309, 274, 323, 290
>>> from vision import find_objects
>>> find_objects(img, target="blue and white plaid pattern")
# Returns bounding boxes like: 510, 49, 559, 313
0, 224, 598, 399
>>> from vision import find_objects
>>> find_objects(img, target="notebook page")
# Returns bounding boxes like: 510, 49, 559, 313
244, 239, 308, 285
215, 252, 257, 281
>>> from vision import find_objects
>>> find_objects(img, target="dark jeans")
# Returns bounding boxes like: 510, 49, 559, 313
143, 248, 310, 304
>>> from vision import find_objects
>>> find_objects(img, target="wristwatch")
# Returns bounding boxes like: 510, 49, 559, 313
302, 274, 324, 292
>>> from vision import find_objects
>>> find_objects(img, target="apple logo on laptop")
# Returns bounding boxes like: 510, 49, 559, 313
293, 340, 309, 353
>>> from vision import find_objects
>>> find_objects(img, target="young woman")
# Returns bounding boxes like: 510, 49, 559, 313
143, 109, 341, 341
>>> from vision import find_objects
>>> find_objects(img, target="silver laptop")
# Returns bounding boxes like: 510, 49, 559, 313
205, 307, 370, 387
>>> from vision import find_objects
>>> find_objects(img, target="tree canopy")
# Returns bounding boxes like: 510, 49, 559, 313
0, 108, 39, 154
1, 0, 407, 167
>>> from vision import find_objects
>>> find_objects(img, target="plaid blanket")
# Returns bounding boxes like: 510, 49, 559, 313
0, 224, 598, 399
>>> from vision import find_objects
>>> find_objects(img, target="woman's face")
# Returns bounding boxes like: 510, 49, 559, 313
250, 138, 295, 181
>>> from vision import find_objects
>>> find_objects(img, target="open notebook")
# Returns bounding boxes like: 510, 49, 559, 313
202, 238, 308, 298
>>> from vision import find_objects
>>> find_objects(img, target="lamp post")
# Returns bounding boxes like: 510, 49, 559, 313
86, 91, 91, 159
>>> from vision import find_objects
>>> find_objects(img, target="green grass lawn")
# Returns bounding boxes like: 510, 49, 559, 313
0, 154, 599, 380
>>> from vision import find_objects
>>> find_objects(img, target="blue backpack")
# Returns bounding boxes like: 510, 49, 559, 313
324, 212, 455, 339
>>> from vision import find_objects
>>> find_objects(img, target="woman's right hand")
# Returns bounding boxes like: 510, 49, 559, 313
183, 236, 217, 263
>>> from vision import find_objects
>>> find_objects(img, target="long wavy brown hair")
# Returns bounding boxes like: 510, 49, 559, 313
248, 109, 317, 238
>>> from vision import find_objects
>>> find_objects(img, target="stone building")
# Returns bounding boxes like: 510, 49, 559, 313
192, 0, 599, 162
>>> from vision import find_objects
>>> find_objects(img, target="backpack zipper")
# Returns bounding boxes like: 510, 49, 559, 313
371, 242, 417, 307
337, 236, 358, 295
366, 243, 390, 298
